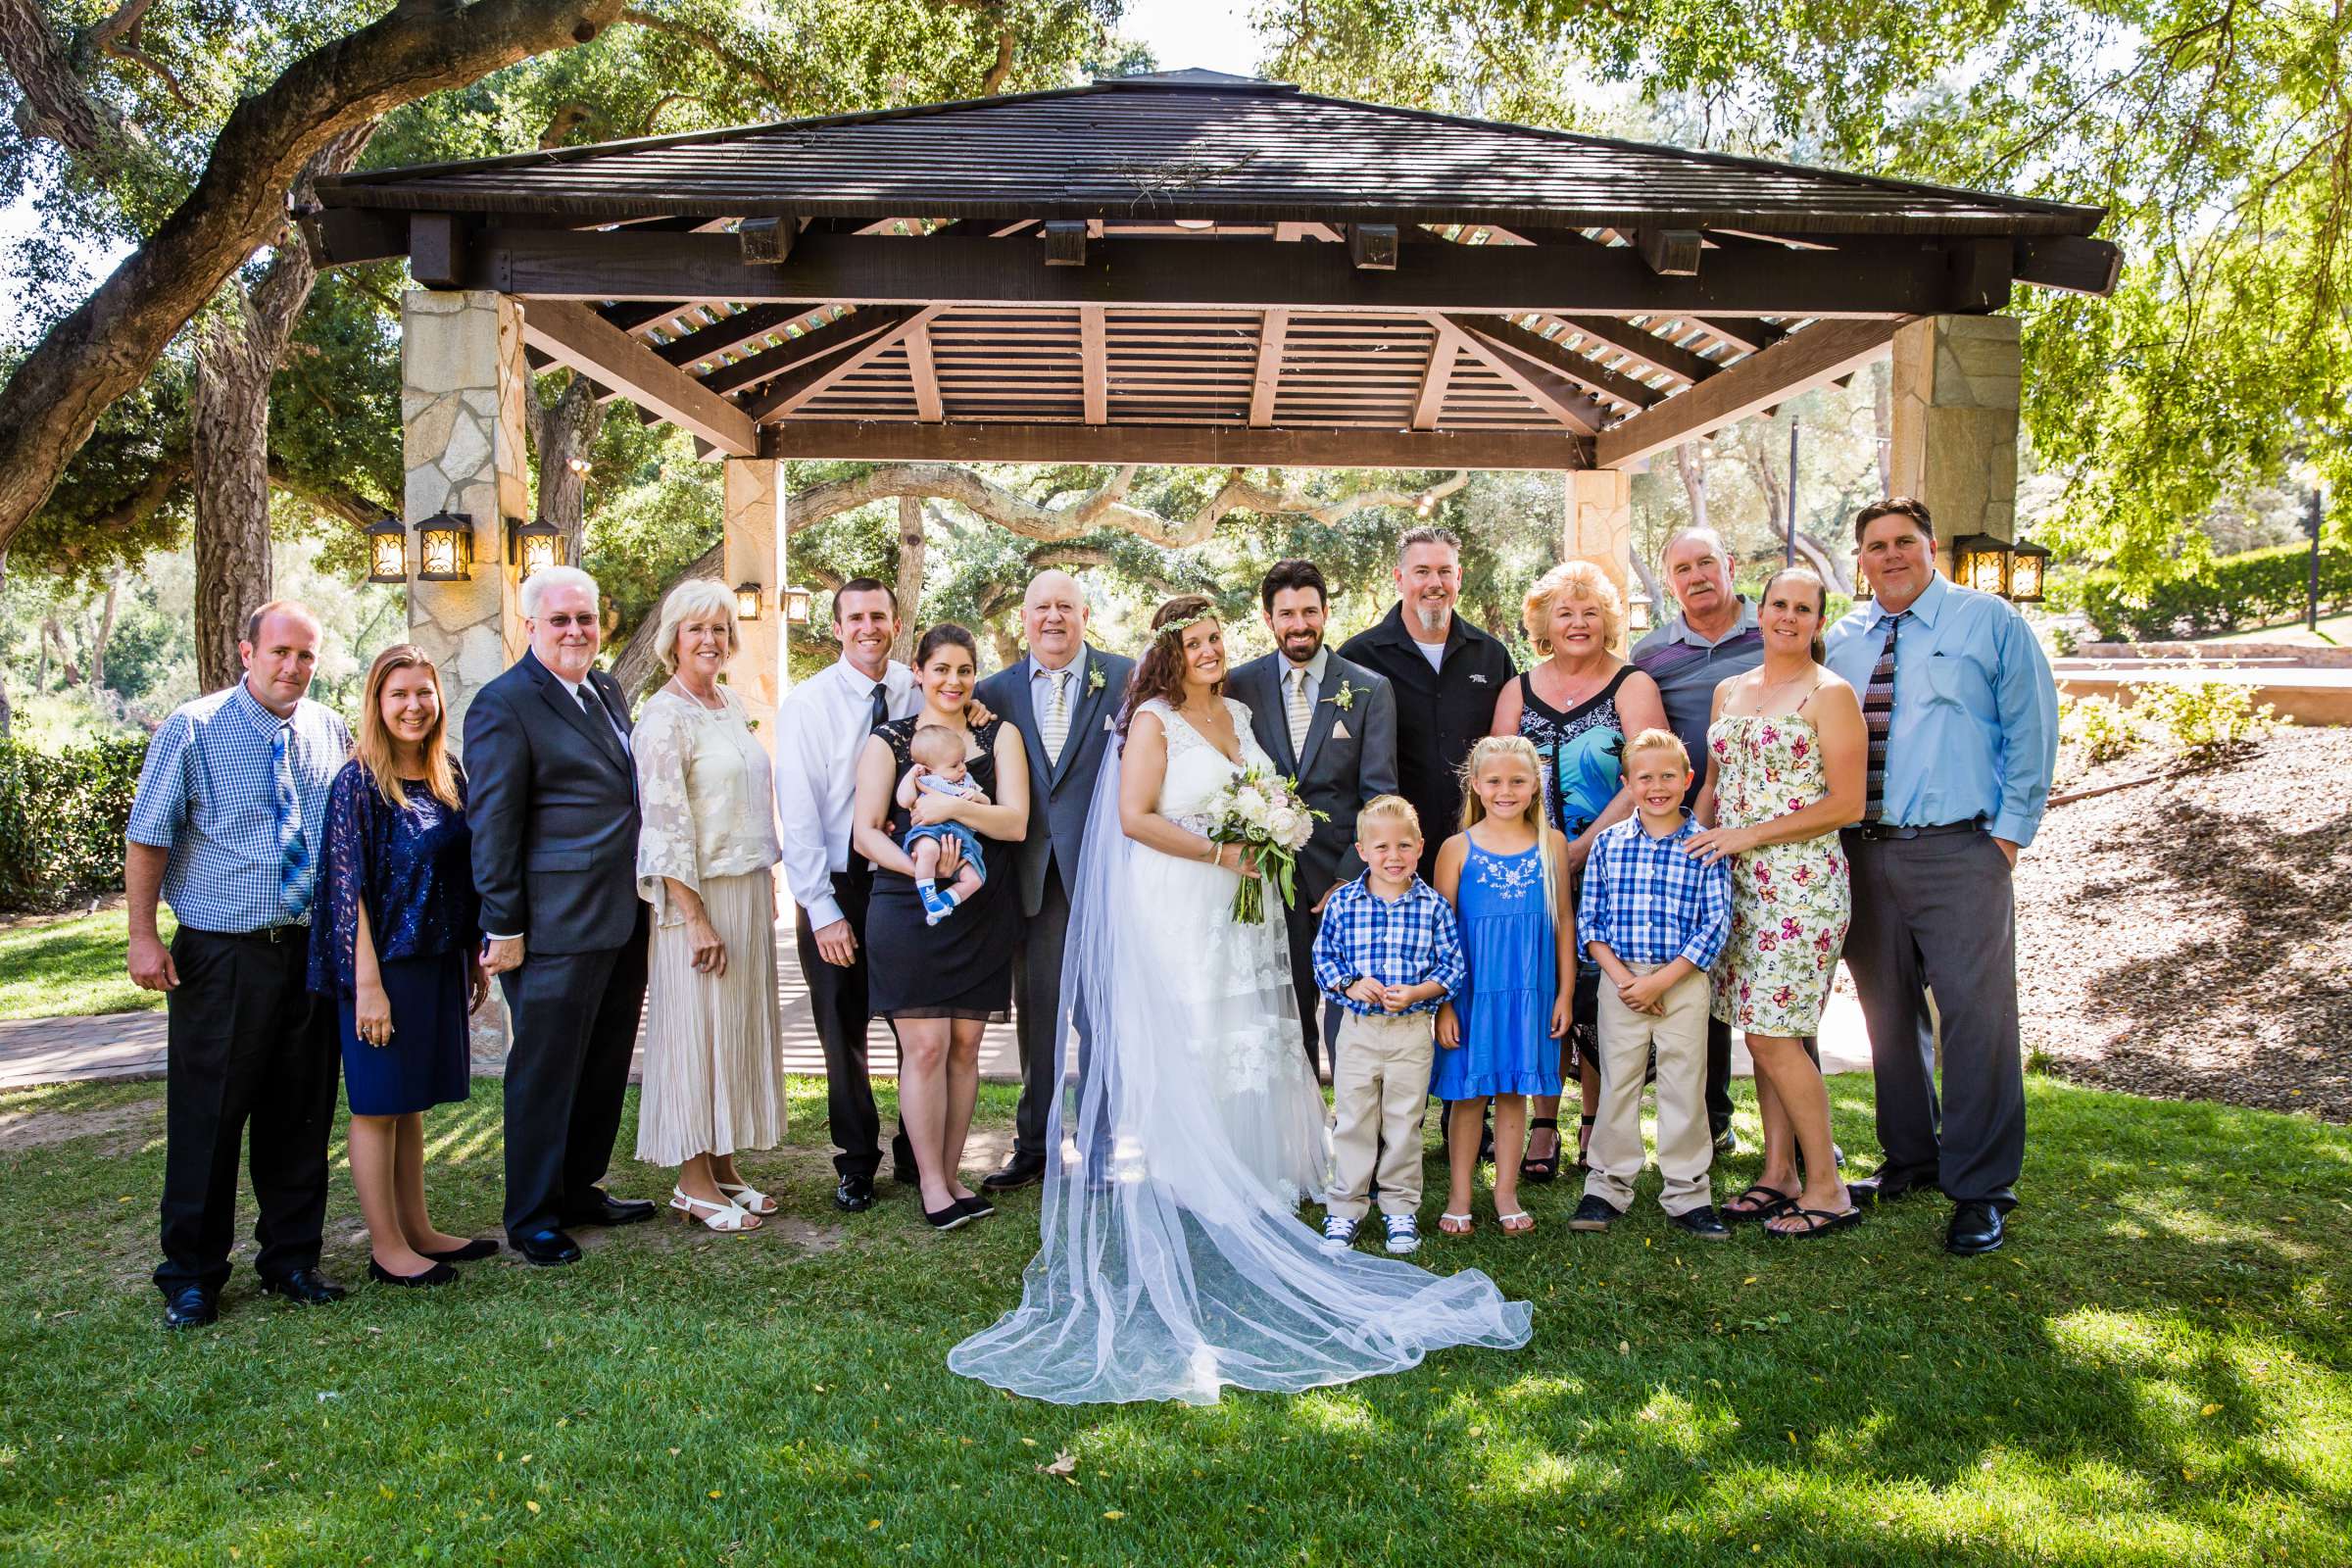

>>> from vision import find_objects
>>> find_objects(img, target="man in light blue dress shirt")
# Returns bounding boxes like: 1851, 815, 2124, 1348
1824, 498, 2057, 1257
125, 601, 351, 1328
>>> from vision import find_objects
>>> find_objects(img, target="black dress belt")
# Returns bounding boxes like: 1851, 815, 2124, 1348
1847, 819, 1983, 843
184, 922, 311, 945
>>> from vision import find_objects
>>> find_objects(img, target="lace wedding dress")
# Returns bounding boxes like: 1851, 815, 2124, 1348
949, 695, 1533, 1405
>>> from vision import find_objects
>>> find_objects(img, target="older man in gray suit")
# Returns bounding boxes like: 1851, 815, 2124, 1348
974, 571, 1135, 1191
1228, 559, 1398, 1072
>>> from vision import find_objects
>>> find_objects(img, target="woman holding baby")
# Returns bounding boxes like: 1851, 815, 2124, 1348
853, 622, 1031, 1231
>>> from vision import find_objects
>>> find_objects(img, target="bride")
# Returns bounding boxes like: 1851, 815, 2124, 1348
950, 595, 1531, 1405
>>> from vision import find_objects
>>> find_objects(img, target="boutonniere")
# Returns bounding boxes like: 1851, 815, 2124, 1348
1088, 664, 1105, 695
1325, 677, 1360, 712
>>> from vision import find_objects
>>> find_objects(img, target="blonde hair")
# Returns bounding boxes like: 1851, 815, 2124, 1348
1524, 561, 1624, 655
1624, 727, 1690, 771
1355, 794, 1422, 841
1457, 734, 1557, 924
654, 578, 741, 674
355, 645, 460, 813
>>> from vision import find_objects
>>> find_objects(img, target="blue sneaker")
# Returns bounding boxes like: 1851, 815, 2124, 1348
1321, 1213, 1359, 1251
919, 884, 960, 925
1382, 1213, 1420, 1255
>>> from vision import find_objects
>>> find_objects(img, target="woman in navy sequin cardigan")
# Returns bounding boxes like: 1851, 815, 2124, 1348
310, 646, 493, 1287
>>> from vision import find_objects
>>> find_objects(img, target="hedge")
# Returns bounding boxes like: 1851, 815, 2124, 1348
0, 736, 149, 910
2075, 540, 2352, 641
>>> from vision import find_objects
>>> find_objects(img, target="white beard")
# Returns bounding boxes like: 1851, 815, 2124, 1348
1413, 602, 1451, 636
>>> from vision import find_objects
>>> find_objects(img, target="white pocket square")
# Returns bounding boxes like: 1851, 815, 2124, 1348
1103, 714, 1115, 731
1332, 720, 1350, 740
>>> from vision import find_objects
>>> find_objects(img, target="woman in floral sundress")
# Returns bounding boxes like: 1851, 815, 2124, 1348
1690, 566, 1867, 1241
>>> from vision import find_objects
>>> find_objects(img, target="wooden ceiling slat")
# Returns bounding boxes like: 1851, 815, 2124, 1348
1249, 309, 1289, 427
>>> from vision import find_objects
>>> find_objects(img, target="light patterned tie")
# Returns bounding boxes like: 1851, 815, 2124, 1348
1863, 612, 1907, 821
1286, 665, 1312, 763
1040, 668, 1070, 768
271, 722, 313, 921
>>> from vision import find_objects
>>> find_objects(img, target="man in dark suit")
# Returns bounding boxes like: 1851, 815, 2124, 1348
973, 570, 1135, 1191
1228, 560, 1397, 1072
466, 565, 656, 1266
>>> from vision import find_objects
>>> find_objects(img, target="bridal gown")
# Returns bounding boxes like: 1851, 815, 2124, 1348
948, 694, 1533, 1405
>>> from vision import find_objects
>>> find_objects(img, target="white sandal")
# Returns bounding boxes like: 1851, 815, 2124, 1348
670, 1188, 760, 1233
714, 1180, 777, 1216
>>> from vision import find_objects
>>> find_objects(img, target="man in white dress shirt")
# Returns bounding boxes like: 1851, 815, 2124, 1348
774, 577, 920, 1211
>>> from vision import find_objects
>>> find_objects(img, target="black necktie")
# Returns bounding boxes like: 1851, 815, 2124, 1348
867, 680, 890, 735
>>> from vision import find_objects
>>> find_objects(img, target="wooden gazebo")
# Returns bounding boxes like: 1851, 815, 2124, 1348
308, 68, 2116, 731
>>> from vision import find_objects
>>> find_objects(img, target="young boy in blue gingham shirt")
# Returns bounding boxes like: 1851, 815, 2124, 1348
1574, 729, 1734, 1239
1311, 795, 1465, 1256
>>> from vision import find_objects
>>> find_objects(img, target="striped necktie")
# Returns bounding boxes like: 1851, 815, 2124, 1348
271, 721, 313, 921
1862, 612, 1907, 821
1286, 665, 1312, 763
1040, 667, 1070, 767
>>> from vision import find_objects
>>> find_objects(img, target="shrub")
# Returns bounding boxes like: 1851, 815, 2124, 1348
2132, 679, 2281, 763
2077, 541, 2352, 641
2059, 695, 2145, 765
0, 736, 150, 910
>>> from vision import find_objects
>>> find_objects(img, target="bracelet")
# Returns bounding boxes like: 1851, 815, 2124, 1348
1203, 838, 1219, 864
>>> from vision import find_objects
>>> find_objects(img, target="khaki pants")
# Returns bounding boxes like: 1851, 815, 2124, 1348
1586, 961, 1714, 1216
1326, 1010, 1435, 1219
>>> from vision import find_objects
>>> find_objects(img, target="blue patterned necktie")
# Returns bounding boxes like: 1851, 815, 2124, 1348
1862, 612, 1907, 822
271, 722, 313, 921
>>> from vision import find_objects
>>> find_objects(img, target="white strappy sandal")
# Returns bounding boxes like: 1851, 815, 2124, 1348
714, 1180, 778, 1216
671, 1188, 760, 1232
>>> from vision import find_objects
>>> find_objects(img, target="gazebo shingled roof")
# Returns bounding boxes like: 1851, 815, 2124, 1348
311, 70, 2118, 470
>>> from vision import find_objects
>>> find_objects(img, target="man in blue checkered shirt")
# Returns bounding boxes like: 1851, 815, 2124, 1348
1310, 796, 1465, 1256
1573, 729, 1734, 1240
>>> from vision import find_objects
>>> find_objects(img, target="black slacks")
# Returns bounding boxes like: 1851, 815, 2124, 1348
1704, 1016, 1821, 1137
1009, 864, 1073, 1161
1841, 828, 2026, 1208
795, 866, 911, 1180
1280, 893, 1343, 1074
156, 926, 339, 1294
499, 906, 649, 1241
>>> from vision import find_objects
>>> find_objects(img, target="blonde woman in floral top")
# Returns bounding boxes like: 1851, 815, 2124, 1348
633, 580, 785, 1233
1690, 566, 1866, 1241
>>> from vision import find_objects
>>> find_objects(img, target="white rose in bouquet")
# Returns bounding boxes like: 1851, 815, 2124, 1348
1268, 807, 1306, 849
1206, 768, 1329, 924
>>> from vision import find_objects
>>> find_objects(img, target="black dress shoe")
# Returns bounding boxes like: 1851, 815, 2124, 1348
511, 1228, 582, 1266
1669, 1205, 1732, 1242
1568, 1194, 1623, 1233
1848, 1169, 1930, 1206
1946, 1200, 2006, 1256
258, 1268, 347, 1306
163, 1285, 218, 1329
834, 1173, 877, 1212
368, 1258, 458, 1289
421, 1238, 500, 1264
564, 1195, 657, 1228
982, 1152, 1047, 1192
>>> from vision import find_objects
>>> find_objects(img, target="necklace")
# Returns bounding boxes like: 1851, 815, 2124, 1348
668, 676, 724, 711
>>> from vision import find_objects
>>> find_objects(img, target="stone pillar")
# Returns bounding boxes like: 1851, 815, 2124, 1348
1887, 314, 2021, 573
401, 289, 531, 744
722, 457, 784, 755
1566, 467, 1637, 654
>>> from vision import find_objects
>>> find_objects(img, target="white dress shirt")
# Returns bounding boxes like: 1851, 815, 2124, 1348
773, 656, 919, 929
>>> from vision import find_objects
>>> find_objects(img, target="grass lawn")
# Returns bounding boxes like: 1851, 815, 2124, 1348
0, 908, 169, 1020
1, 1074, 2345, 1566
2200, 610, 2352, 647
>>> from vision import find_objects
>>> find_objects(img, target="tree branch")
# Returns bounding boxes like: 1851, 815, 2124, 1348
617, 7, 792, 104
0, 0, 148, 174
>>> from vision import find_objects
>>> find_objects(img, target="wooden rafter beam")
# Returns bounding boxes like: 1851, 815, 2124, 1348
2013, 234, 2122, 295
518, 299, 758, 458
1689, 317, 1788, 354
695, 307, 912, 397
1248, 308, 1289, 427
905, 320, 943, 423
1445, 319, 1607, 436
761, 418, 1590, 470
655, 302, 828, 369
1412, 329, 1459, 430
1449, 314, 1662, 411
1078, 306, 1107, 425
1547, 315, 1719, 385
1635, 227, 1703, 275
1594, 317, 1909, 467
744, 304, 945, 421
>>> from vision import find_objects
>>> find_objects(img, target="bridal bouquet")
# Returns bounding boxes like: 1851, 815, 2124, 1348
1206, 768, 1325, 925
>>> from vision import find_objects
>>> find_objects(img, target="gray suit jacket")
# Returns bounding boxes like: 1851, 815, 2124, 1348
1227, 649, 1398, 905
974, 646, 1136, 917
464, 649, 644, 955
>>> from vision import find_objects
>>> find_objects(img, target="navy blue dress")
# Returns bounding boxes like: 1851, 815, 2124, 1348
309, 761, 478, 1116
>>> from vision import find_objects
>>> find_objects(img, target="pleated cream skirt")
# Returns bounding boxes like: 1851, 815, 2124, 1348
635, 870, 786, 1165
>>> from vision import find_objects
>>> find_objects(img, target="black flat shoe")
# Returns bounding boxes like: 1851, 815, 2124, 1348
421, 1238, 499, 1264
564, 1195, 657, 1228
162, 1285, 218, 1329
1669, 1205, 1732, 1242
955, 1195, 997, 1220
368, 1258, 458, 1289
834, 1174, 877, 1212
982, 1153, 1047, 1192
510, 1228, 582, 1266
1946, 1200, 2006, 1256
258, 1267, 347, 1305
925, 1200, 977, 1231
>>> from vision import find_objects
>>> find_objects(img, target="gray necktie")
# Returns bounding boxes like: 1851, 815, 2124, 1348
1040, 669, 1070, 767
1286, 666, 1312, 762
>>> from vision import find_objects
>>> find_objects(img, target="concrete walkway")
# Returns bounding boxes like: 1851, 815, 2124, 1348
0, 931, 1875, 1093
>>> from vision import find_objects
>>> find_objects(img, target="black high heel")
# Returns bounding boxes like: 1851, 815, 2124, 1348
368, 1258, 457, 1288
1520, 1116, 1560, 1184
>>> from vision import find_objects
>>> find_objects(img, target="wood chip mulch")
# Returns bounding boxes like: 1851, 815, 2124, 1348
2017, 725, 2352, 1123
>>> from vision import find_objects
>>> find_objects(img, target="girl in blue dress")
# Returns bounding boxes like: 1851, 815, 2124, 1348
311, 647, 493, 1288
1431, 736, 1575, 1237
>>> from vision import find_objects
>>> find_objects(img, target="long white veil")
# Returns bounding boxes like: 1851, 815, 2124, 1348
948, 735, 1533, 1405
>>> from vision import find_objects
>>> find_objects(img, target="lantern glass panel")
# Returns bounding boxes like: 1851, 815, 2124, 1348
368, 531, 406, 583
419, 522, 467, 580
2010, 551, 2045, 602
520, 533, 559, 580
734, 583, 763, 621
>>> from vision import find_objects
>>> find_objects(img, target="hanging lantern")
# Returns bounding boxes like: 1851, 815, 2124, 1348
2007, 536, 2050, 604
364, 513, 407, 584
782, 584, 814, 624
415, 512, 474, 582
507, 514, 564, 581
1626, 583, 1653, 635
735, 581, 764, 621
1951, 533, 2014, 598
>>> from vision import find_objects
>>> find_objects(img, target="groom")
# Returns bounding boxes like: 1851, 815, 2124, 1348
1229, 560, 1397, 1073
975, 570, 1135, 1191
